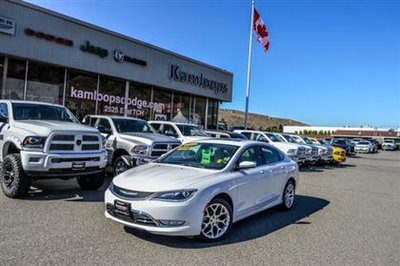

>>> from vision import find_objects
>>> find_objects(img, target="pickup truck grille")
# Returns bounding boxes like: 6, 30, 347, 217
48, 133, 101, 152
297, 147, 306, 157
311, 147, 318, 155
150, 143, 180, 157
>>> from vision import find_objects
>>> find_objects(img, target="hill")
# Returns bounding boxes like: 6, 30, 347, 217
218, 109, 309, 130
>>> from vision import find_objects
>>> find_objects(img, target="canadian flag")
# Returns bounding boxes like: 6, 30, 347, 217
253, 8, 269, 52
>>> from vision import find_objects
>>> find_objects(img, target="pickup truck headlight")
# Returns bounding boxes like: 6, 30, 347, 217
131, 144, 149, 155
287, 149, 297, 155
150, 190, 197, 202
22, 136, 46, 149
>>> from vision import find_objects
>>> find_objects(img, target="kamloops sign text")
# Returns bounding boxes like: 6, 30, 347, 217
168, 64, 228, 95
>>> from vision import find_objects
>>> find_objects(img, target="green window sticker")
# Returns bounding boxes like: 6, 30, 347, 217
201, 149, 211, 164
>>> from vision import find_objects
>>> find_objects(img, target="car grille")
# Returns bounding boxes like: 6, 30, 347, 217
311, 147, 318, 155
149, 143, 180, 157
112, 185, 154, 199
48, 133, 101, 152
297, 147, 306, 157
106, 204, 158, 227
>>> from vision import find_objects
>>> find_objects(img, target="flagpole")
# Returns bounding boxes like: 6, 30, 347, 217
244, 0, 254, 130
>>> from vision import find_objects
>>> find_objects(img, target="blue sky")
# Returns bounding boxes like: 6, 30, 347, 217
26, 0, 400, 128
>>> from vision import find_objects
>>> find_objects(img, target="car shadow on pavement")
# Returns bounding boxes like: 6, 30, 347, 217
18, 176, 112, 202
124, 194, 330, 248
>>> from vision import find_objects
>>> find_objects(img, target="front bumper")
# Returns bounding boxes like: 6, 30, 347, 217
333, 156, 346, 163
21, 150, 107, 177
104, 188, 204, 236
355, 147, 369, 153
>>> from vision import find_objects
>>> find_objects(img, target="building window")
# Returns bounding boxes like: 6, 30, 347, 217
207, 99, 219, 129
191, 96, 206, 127
4, 58, 26, 100
98, 76, 125, 116
0, 56, 4, 97
128, 82, 151, 120
152, 87, 171, 121
26, 61, 65, 104
65, 70, 97, 121
172, 93, 191, 123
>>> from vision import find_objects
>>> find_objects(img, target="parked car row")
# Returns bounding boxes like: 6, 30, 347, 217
0, 101, 300, 242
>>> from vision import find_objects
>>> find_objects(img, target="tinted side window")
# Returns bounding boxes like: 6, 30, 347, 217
240, 132, 252, 139
96, 118, 112, 131
237, 146, 263, 167
163, 124, 177, 135
254, 133, 269, 143
220, 134, 230, 139
261, 146, 283, 164
0, 103, 8, 118
151, 123, 161, 130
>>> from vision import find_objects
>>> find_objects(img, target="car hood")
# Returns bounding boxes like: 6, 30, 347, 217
113, 163, 217, 192
271, 142, 299, 152
13, 120, 98, 136
181, 136, 211, 143
119, 133, 181, 145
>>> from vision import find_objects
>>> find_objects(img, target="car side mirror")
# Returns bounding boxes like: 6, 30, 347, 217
235, 161, 257, 170
97, 125, 112, 134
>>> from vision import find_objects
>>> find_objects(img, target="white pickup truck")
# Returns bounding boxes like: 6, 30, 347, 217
234, 130, 307, 164
0, 100, 107, 198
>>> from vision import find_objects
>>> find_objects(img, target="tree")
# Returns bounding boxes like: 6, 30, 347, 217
318, 130, 324, 136
294, 131, 298, 134
278, 124, 283, 133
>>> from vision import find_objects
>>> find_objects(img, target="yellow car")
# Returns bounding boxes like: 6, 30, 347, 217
307, 137, 346, 164
332, 146, 346, 164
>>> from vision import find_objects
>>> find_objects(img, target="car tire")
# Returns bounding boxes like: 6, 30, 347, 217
113, 156, 131, 176
77, 172, 105, 190
0, 154, 31, 198
199, 198, 233, 242
281, 180, 296, 211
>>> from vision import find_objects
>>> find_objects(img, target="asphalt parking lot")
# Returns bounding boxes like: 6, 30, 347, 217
1, 151, 399, 265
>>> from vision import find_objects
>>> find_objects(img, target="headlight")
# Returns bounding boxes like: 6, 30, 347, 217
150, 190, 197, 202
131, 144, 149, 154
22, 136, 46, 149
287, 149, 297, 155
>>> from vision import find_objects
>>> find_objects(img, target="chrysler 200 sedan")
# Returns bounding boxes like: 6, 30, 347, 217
105, 139, 299, 242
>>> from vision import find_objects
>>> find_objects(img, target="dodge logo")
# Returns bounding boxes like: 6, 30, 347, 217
76, 139, 82, 146
114, 49, 125, 62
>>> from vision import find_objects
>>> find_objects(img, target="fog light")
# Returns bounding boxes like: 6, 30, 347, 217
29, 157, 41, 163
159, 220, 185, 227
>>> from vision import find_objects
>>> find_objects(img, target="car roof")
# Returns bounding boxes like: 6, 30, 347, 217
148, 121, 199, 126
87, 115, 146, 122
2, 100, 64, 108
188, 139, 260, 147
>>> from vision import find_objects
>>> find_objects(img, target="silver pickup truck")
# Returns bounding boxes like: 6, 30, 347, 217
82, 115, 181, 176
0, 100, 107, 198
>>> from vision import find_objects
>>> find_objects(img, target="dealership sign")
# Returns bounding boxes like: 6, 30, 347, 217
169, 64, 228, 95
0, 16, 16, 35
113, 49, 147, 66
24, 28, 73, 46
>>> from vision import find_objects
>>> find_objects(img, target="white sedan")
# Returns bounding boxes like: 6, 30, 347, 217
105, 139, 299, 241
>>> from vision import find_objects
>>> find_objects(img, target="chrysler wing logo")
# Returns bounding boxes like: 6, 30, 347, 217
114, 49, 125, 62
120, 189, 138, 196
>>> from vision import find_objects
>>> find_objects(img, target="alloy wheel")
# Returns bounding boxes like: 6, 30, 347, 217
284, 182, 295, 208
201, 203, 231, 240
114, 160, 128, 176
2, 161, 15, 190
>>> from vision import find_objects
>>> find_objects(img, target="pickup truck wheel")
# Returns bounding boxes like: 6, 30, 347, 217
1, 154, 31, 198
113, 156, 131, 176
77, 172, 105, 190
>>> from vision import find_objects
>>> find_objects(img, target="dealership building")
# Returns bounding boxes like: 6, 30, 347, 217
0, 0, 233, 128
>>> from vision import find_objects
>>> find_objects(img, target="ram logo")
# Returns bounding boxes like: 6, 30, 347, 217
114, 49, 125, 63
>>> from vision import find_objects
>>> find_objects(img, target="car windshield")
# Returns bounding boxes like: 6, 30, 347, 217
384, 140, 394, 143
282, 135, 297, 144
177, 124, 208, 137
333, 140, 346, 145
12, 103, 79, 123
265, 133, 282, 142
159, 142, 239, 170
112, 118, 156, 133
303, 138, 314, 145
